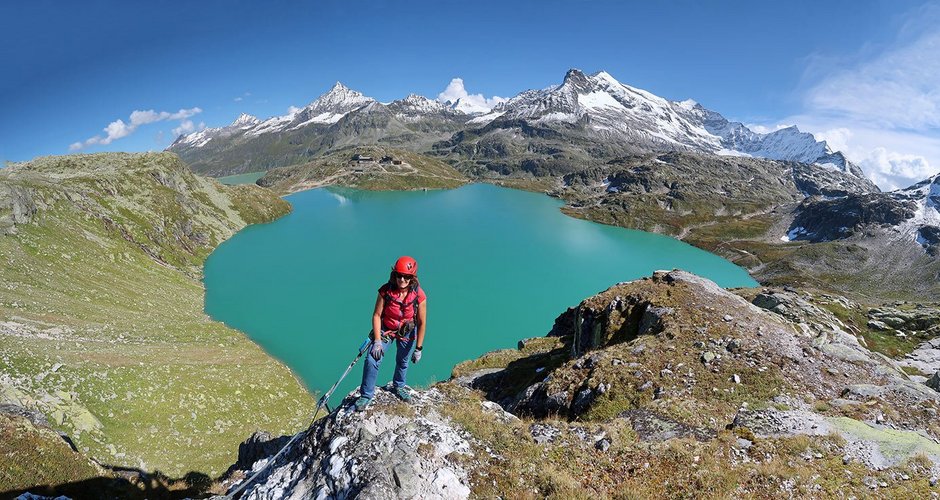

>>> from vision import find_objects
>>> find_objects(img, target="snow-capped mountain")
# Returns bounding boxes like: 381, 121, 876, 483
168, 69, 873, 185
467, 69, 864, 178
388, 94, 464, 121
288, 82, 376, 128
231, 113, 261, 128
170, 83, 377, 149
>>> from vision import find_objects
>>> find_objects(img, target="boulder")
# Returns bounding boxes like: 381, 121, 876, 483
927, 372, 940, 392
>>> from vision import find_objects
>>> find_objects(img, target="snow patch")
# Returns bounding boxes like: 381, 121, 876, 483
467, 111, 503, 125
781, 226, 807, 242
534, 112, 579, 124
717, 148, 752, 157
578, 90, 626, 111
815, 162, 841, 172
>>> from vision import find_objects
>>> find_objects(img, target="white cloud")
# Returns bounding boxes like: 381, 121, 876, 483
71, 107, 202, 151
747, 123, 793, 135
774, 115, 940, 190
860, 148, 932, 190
102, 119, 132, 144
287, 105, 302, 115
171, 121, 206, 137
172, 120, 195, 137
436, 78, 506, 114
788, 7, 940, 190
807, 31, 940, 130
813, 127, 852, 153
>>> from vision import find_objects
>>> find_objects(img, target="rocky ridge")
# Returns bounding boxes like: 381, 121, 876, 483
168, 69, 869, 185
228, 270, 940, 498
169, 83, 470, 176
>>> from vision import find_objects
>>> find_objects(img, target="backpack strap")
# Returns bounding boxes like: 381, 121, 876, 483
411, 286, 421, 320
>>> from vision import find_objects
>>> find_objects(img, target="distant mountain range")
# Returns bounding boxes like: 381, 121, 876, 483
167, 69, 872, 187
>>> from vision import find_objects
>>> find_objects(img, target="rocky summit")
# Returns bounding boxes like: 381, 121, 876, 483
226, 270, 940, 498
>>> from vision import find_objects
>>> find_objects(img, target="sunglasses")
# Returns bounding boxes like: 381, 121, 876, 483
394, 273, 414, 281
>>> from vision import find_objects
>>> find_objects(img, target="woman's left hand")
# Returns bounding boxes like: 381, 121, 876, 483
370, 342, 384, 361
411, 349, 422, 364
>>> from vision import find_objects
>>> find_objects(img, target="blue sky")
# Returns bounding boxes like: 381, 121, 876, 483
2, 0, 938, 189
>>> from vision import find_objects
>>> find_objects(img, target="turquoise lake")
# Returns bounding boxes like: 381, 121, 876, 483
203, 184, 757, 403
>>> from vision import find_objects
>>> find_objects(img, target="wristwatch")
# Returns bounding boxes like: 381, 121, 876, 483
416, 346, 423, 351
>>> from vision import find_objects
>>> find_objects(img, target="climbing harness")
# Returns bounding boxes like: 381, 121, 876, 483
224, 337, 374, 499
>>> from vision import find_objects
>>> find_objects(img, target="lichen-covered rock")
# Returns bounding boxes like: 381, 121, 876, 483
731, 408, 940, 473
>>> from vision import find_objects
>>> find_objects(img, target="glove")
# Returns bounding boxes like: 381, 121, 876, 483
411, 348, 422, 364
370, 342, 384, 361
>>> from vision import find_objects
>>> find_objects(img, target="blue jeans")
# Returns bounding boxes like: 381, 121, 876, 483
359, 331, 415, 399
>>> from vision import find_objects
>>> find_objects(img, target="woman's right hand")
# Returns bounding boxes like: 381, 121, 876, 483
370, 342, 384, 361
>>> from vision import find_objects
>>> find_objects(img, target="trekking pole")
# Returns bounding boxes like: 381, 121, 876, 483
315, 338, 372, 413
224, 337, 374, 499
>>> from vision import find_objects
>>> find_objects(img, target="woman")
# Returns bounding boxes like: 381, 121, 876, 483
355, 256, 427, 411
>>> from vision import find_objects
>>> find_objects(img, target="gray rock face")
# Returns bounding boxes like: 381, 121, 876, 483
639, 306, 673, 336
869, 306, 940, 333
0, 183, 40, 235
0, 403, 51, 428
902, 338, 940, 375
918, 226, 940, 255
230, 387, 474, 500
789, 194, 917, 242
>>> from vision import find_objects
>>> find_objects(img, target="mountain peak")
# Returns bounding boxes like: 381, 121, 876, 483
308, 82, 375, 113
231, 113, 260, 127
590, 70, 621, 86
562, 68, 589, 86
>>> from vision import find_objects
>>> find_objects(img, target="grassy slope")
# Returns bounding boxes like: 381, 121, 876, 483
0, 153, 315, 484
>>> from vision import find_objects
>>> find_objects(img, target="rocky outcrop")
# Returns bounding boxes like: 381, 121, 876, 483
0, 184, 41, 235
237, 271, 940, 497
225, 387, 474, 499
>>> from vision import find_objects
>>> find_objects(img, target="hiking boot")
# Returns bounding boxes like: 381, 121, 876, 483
354, 396, 372, 412
395, 386, 411, 402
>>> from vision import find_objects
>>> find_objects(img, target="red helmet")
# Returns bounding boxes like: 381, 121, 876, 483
393, 256, 418, 275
